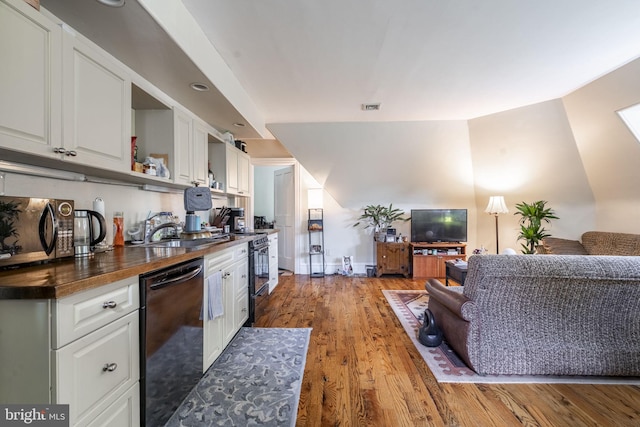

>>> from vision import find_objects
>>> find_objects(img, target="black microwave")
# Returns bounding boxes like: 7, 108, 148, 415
0, 196, 75, 268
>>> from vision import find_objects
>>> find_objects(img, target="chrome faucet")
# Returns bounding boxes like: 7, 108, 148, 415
144, 222, 180, 243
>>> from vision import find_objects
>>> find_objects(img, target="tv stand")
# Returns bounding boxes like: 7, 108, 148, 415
410, 242, 466, 278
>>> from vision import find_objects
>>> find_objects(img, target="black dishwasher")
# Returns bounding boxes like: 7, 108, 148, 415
139, 258, 204, 427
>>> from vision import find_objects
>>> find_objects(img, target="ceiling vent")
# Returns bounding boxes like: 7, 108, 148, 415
361, 103, 381, 111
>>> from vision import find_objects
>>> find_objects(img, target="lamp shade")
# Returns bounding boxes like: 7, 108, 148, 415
485, 196, 508, 215
308, 188, 323, 209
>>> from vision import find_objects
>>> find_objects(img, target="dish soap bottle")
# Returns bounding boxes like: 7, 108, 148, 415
113, 211, 124, 247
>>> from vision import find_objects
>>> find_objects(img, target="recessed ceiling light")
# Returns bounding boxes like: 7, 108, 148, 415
361, 103, 381, 111
95, 0, 125, 7
190, 82, 210, 92
233, 123, 245, 128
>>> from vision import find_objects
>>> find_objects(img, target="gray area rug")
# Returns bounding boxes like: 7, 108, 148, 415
165, 327, 311, 426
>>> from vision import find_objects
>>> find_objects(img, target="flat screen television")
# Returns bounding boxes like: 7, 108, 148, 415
410, 209, 467, 243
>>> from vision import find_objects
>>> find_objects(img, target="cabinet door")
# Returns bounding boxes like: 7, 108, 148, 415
192, 120, 209, 187
222, 265, 236, 346
234, 257, 249, 328
0, 0, 62, 157
237, 151, 250, 195
203, 280, 224, 371
173, 108, 193, 185
61, 29, 131, 171
55, 312, 139, 426
225, 145, 239, 194
268, 234, 279, 291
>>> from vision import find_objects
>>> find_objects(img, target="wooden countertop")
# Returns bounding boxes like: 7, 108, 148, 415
0, 236, 257, 300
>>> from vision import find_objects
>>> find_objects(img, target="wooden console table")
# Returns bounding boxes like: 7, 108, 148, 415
410, 242, 466, 278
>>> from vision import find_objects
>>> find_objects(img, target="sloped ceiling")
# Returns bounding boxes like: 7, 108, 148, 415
39, 0, 640, 209
183, 0, 640, 123
268, 121, 474, 209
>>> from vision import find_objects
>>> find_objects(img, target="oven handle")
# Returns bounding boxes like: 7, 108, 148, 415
149, 266, 202, 290
254, 284, 269, 297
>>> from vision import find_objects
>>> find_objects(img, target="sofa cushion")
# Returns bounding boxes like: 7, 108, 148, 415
581, 231, 640, 255
540, 237, 589, 255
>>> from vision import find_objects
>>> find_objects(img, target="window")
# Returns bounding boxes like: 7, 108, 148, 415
617, 103, 640, 143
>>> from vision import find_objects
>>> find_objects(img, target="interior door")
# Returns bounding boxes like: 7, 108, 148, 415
274, 166, 295, 271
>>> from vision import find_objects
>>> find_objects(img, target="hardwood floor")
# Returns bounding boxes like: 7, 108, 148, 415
255, 274, 640, 426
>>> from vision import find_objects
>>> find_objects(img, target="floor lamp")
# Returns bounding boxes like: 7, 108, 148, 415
485, 196, 508, 254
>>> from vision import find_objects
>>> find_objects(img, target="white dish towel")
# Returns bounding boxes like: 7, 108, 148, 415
206, 271, 224, 320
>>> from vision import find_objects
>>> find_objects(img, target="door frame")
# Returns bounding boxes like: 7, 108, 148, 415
249, 158, 301, 274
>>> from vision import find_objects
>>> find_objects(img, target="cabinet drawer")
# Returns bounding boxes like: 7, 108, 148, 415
54, 312, 139, 426
85, 383, 140, 427
234, 243, 248, 259
53, 276, 139, 348
205, 246, 235, 274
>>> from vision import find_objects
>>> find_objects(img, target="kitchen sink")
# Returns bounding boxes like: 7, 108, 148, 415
132, 236, 230, 250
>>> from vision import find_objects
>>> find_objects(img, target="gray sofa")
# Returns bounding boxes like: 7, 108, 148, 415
538, 231, 640, 255
426, 254, 640, 376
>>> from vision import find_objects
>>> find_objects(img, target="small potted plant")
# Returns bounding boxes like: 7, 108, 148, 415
0, 200, 21, 254
514, 200, 559, 254
353, 204, 409, 242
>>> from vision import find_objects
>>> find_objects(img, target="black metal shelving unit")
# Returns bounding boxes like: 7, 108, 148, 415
308, 208, 325, 277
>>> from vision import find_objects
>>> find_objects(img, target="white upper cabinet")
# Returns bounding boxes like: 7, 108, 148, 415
0, 0, 62, 156
192, 119, 210, 187
209, 142, 250, 196
226, 144, 239, 193
237, 150, 250, 195
174, 109, 209, 187
173, 107, 193, 185
61, 26, 131, 172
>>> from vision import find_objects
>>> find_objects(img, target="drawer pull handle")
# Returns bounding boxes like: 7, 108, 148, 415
223, 272, 231, 279
102, 363, 118, 372
102, 301, 117, 309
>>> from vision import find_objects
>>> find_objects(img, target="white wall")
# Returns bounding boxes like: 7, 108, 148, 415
562, 57, 640, 232
468, 99, 596, 252
2, 171, 186, 245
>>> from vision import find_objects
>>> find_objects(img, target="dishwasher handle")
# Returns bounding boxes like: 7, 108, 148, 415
148, 265, 203, 291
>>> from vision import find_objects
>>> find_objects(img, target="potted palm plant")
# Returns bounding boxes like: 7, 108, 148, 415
514, 200, 559, 254
353, 204, 409, 242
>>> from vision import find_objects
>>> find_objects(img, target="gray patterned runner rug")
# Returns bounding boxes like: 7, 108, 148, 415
165, 327, 311, 426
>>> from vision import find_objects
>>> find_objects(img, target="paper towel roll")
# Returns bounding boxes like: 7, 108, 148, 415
93, 197, 105, 217
93, 197, 105, 239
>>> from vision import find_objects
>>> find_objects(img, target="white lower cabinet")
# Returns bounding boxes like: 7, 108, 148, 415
55, 311, 139, 426
86, 383, 140, 427
268, 233, 279, 292
203, 243, 249, 371
0, 276, 140, 427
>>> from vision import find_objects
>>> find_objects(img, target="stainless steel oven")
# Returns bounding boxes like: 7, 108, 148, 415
247, 234, 269, 325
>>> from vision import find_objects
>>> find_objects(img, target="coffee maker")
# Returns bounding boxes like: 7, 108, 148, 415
228, 208, 245, 232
